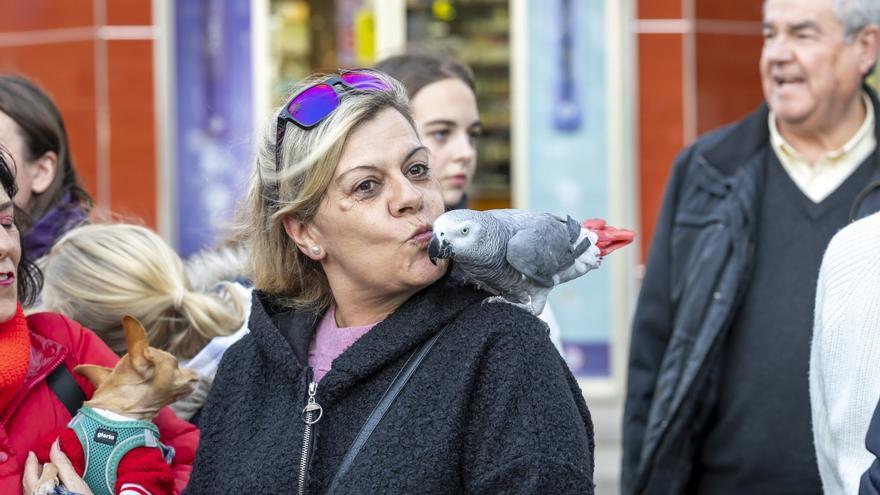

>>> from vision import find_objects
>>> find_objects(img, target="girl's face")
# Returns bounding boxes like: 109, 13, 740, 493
0, 110, 55, 213
0, 184, 20, 322
410, 78, 481, 208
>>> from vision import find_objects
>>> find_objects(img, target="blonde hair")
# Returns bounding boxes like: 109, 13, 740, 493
38, 223, 245, 359
247, 70, 413, 312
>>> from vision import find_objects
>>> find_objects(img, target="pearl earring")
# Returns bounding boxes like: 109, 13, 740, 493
310, 245, 322, 255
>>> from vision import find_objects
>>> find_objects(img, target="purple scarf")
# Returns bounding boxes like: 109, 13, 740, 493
23, 191, 89, 259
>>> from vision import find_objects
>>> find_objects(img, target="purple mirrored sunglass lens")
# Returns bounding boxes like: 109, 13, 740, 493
288, 84, 339, 127
340, 71, 392, 91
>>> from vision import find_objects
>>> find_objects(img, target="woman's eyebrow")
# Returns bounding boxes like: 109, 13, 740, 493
423, 119, 457, 128
335, 146, 428, 184
336, 165, 381, 184
401, 146, 428, 165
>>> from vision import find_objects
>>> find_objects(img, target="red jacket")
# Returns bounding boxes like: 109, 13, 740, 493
0, 312, 199, 494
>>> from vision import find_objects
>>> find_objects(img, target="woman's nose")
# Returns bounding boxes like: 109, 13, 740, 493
451, 132, 476, 164
0, 230, 15, 259
390, 176, 424, 215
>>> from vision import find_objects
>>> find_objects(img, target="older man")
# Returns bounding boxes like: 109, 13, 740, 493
622, 0, 880, 493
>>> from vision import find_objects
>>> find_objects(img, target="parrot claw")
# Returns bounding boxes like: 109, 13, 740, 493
483, 296, 540, 315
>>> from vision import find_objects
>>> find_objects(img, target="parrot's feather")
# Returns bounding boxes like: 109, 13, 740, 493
506, 227, 568, 288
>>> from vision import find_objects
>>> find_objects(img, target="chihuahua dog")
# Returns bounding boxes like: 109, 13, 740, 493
33, 316, 198, 495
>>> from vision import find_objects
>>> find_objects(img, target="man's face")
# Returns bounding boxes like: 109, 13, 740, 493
761, 0, 872, 131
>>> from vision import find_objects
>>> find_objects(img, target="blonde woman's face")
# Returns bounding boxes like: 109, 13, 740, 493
308, 107, 446, 301
0, 186, 20, 322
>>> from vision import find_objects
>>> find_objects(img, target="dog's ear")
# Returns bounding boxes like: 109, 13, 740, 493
123, 316, 153, 373
74, 364, 114, 389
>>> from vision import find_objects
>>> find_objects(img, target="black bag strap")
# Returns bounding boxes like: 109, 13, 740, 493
46, 364, 86, 417
327, 328, 446, 494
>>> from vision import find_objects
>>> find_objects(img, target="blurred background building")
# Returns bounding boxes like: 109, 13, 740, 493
1, 0, 878, 492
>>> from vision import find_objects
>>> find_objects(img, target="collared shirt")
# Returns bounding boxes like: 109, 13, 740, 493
769, 92, 876, 203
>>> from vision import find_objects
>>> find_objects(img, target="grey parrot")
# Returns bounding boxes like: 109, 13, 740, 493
427, 208, 603, 315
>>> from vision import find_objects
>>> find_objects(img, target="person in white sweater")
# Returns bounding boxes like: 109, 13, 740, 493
811, 208, 880, 494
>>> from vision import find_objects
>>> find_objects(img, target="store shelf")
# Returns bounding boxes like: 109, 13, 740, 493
405, 0, 512, 211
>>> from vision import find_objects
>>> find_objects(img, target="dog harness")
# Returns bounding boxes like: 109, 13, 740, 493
68, 407, 174, 495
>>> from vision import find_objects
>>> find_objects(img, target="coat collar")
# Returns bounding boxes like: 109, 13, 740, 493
249, 275, 488, 401
701, 85, 880, 178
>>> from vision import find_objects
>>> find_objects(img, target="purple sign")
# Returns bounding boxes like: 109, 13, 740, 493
174, 0, 253, 256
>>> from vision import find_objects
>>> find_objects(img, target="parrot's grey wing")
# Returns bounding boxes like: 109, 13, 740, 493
506, 227, 570, 288
491, 209, 564, 231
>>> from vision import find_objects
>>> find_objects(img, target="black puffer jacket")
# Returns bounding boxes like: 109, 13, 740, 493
185, 277, 595, 494
622, 86, 880, 495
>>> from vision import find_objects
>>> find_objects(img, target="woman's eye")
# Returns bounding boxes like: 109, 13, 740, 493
354, 180, 378, 194
431, 130, 451, 142
407, 163, 430, 178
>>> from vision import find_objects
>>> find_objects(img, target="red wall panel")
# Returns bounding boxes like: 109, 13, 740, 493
106, 0, 152, 26
695, 33, 764, 134
0, 0, 93, 33
106, 40, 155, 227
638, 33, 685, 260
638, 0, 682, 20
696, 0, 763, 22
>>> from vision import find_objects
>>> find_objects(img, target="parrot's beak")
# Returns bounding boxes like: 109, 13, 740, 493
428, 234, 452, 265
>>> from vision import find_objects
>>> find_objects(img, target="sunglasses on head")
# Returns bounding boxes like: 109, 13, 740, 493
275, 69, 392, 172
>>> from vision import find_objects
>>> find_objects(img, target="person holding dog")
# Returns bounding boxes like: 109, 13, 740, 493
184, 70, 595, 494
0, 148, 198, 494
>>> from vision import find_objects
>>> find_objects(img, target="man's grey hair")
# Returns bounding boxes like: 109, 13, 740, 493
833, 0, 880, 41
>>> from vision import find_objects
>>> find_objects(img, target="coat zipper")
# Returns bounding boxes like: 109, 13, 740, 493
297, 379, 322, 495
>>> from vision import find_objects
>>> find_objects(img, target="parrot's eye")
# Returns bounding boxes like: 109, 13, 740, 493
461, 227, 469, 235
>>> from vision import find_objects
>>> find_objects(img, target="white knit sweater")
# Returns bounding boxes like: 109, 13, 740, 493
811, 210, 880, 495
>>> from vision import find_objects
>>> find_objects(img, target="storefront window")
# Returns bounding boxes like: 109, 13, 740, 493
406, 0, 512, 210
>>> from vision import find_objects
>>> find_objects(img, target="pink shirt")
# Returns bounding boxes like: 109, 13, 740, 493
308, 305, 377, 383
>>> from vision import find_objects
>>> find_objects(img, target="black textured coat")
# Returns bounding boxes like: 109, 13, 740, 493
184, 278, 595, 494
622, 85, 880, 494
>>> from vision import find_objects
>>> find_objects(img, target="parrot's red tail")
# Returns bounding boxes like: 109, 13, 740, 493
582, 218, 636, 257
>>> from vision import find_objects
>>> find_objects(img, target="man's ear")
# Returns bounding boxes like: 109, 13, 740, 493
73, 365, 114, 389
282, 215, 325, 260
28, 150, 58, 195
857, 25, 880, 77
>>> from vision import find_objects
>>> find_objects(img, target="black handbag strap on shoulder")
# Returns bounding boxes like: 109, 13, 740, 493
46, 364, 86, 417
327, 328, 446, 494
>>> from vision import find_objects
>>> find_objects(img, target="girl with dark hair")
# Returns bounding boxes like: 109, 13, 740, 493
0, 75, 92, 260
0, 148, 198, 494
